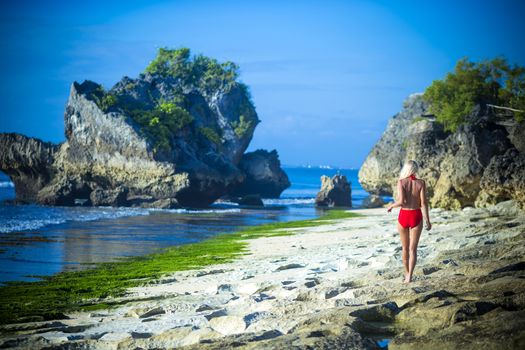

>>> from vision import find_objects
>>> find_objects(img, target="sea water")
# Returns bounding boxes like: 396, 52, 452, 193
0, 167, 375, 283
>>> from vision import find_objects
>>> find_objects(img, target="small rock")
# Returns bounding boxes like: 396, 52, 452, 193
243, 311, 271, 327
304, 278, 321, 288
325, 287, 348, 299
361, 195, 385, 208
315, 174, 352, 207
275, 263, 305, 271
205, 309, 228, 321
131, 332, 153, 339
248, 329, 283, 341
412, 286, 432, 294
208, 316, 246, 335
139, 307, 165, 319
422, 266, 441, 275
196, 304, 219, 312
217, 284, 235, 294
441, 259, 459, 267
99, 332, 132, 342
253, 293, 276, 302
295, 290, 318, 302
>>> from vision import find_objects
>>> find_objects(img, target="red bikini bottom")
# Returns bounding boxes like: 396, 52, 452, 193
398, 208, 423, 229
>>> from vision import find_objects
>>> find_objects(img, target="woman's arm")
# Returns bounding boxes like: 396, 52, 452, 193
420, 180, 432, 230
387, 180, 404, 212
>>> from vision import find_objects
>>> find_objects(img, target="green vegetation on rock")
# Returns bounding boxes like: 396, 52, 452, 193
145, 47, 240, 94
423, 57, 525, 131
0, 210, 361, 325
232, 114, 255, 138
127, 99, 194, 153
199, 126, 222, 145
86, 48, 258, 156
89, 86, 118, 113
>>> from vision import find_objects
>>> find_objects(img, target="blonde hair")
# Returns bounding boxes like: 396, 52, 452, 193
399, 160, 419, 179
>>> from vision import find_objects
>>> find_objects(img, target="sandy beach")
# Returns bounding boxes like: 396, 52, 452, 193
1, 202, 524, 349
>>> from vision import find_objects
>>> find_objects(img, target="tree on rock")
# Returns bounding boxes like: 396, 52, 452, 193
423, 57, 525, 131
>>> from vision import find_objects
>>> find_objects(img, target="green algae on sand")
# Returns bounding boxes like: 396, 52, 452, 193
0, 209, 361, 325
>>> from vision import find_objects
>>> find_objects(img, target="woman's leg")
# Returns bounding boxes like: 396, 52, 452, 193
397, 222, 410, 282
407, 221, 423, 282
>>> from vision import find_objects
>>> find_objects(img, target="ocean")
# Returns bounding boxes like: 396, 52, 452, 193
0, 167, 373, 283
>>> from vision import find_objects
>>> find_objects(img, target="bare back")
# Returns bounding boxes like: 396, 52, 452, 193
398, 177, 424, 209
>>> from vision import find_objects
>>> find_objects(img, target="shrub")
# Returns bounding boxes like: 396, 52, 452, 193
199, 127, 222, 145
145, 47, 241, 94
88, 86, 118, 113
232, 115, 254, 138
127, 99, 194, 153
145, 47, 191, 77
423, 57, 525, 131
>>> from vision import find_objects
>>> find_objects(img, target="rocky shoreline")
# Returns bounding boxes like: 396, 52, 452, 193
358, 93, 525, 210
1, 201, 524, 349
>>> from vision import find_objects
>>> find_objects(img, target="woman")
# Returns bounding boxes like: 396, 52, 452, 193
387, 160, 431, 283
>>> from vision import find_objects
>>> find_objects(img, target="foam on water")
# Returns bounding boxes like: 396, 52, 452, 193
0, 206, 150, 233
0, 168, 383, 235
0, 206, 243, 234
263, 198, 315, 205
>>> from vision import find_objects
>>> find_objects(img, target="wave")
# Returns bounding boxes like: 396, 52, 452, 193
0, 206, 152, 234
154, 208, 241, 214
0, 181, 14, 188
263, 198, 315, 205
0, 206, 242, 234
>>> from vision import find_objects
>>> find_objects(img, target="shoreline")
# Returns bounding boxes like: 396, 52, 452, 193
0, 209, 358, 325
1, 203, 524, 349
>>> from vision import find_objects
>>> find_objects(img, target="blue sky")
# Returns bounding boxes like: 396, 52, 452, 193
1, 0, 524, 168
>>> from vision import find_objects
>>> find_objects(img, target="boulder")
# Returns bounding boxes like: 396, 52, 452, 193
361, 195, 385, 208
0, 50, 263, 208
478, 148, 525, 209
428, 118, 511, 209
229, 149, 290, 198
315, 174, 351, 207
208, 316, 246, 335
358, 93, 521, 209
89, 187, 129, 207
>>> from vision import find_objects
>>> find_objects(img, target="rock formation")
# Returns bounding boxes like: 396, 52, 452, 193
0, 50, 277, 208
0, 133, 57, 203
361, 194, 385, 208
228, 149, 290, 198
358, 93, 430, 196
359, 93, 525, 209
479, 148, 525, 207
315, 174, 351, 207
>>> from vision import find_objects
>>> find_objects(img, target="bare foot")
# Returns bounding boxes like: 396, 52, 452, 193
403, 275, 412, 284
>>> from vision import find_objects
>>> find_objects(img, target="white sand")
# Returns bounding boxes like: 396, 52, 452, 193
3, 203, 523, 349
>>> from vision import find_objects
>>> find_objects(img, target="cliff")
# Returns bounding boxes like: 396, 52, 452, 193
0, 49, 291, 208
359, 94, 525, 209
